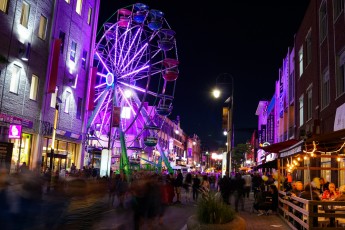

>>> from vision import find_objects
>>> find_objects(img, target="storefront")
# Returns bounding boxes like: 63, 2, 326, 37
42, 137, 77, 173
9, 132, 33, 173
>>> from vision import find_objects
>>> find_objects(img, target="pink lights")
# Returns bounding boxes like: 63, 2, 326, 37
9, 124, 22, 139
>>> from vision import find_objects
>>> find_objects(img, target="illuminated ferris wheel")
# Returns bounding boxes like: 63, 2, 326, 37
87, 3, 179, 172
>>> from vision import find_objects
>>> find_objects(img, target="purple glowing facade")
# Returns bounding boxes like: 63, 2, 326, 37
87, 3, 179, 171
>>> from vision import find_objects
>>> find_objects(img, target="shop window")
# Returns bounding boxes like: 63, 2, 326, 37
82, 50, 87, 69
29, 74, 39, 100
20, 1, 30, 28
87, 7, 92, 25
10, 65, 21, 94
76, 0, 83, 15
38, 15, 48, 40
50, 86, 58, 108
0, 0, 9, 13
64, 91, 71, 113
70, 41, 77, 62
59, 31, 65, 54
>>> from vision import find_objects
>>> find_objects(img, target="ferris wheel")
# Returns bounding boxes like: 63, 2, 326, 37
87, 3, 179, 173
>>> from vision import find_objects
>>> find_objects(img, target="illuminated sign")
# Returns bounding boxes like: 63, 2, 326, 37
9, 124, 22, 139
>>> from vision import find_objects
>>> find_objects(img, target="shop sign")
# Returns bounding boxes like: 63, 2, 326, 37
280, 144, 302, 158
0, 113, 33, 129
9, 124, 22, 139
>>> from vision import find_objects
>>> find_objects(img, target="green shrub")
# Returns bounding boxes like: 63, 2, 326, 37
197, 190, 235, 224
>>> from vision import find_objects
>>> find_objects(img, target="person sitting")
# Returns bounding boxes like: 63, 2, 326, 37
291, 181, 304, 197
319, 177, 330, 194
300, 183, 320, 201
252, 184, 271, 216
321, 182, 339, 200
334, 185, 345, 201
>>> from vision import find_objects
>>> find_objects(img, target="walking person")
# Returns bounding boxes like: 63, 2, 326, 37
242, 172, 252, 199
174, 169, 183, 204
233, 172, 245, 212
192, 174, 200, 202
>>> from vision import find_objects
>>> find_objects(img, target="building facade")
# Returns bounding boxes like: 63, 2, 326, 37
255, 0, 345, 186
0, 0, 100, 173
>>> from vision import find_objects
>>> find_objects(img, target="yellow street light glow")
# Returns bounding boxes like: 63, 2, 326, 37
212, 88, 221, 98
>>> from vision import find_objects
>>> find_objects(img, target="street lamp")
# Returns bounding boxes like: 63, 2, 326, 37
212, 73, 234, 177
47, 96, 62, 192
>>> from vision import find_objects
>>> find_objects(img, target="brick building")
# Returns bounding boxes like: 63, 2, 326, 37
0, 0, 100, 173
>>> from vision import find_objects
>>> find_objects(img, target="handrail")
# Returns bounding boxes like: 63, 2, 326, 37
278, 190, 345, 229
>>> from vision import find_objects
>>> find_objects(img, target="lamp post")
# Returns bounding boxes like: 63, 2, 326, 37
47, 97, 62, 192
212, 73, 234, 177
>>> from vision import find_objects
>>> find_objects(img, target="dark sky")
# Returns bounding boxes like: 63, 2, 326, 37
98, 0, 310, 150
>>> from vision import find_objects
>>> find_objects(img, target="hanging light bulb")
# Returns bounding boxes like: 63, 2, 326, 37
337, 157, 341, 162
297, 157, 301, 161
304, 156, 308, 160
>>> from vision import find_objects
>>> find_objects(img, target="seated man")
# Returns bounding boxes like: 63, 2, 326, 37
252, 185, 272, 216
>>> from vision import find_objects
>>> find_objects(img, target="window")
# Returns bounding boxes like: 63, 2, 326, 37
320, 2, 327, 41
307, 86, 312, 121
64, 91, 71, 113
289, 71, 295, 103
29, 74, 38, 100
299, 95, 304, 127
322, 70, 330, 108
38, 15, 47, 40
20, 1, 30, 28
0, 0, 9, 13
59, 31, 66, 54
65, 0, 70, 3
336, 52, 345, 96
82, 50, 87, 69
299, 46, 303, 77
70, 41, 77, 62
333, 0, 344, 20
76, 0, 83, 15
10, 65, 21, 94
50, 87, 58, 108
76, 97, 82, 119
87, 7, 92, 25
305, 31, 312, 66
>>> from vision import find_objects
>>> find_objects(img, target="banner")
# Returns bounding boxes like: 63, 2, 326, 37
112, 106, 121, 127
48, 39, 62, 93
87, 67, 97, 111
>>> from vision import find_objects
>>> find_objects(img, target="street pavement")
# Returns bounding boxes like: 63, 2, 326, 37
92, 191, 292, 230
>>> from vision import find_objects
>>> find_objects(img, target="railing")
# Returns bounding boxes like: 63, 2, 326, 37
278, 191, 345, 229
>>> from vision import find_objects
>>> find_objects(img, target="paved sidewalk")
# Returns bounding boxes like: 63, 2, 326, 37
93, 191, 291, 230
238, 193, 291, 230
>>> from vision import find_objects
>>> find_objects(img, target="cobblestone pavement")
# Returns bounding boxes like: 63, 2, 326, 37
92, 191, 292, 230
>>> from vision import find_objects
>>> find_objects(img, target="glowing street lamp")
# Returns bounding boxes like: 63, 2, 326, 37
212, 73, 234, 177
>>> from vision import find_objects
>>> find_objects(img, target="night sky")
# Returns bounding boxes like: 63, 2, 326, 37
98, 0, 310, 150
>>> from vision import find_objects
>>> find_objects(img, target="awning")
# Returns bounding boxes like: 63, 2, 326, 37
259, 139, 299, 153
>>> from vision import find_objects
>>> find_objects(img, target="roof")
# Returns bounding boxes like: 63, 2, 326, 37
259, 139, 299, 153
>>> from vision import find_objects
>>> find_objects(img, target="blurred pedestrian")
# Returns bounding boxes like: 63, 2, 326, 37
192, 174, 200, 202
174, 169, 183, 204
233, 172, 245, 212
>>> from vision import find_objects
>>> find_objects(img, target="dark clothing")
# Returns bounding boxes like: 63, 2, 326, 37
175, 173, 183, 187
299, 191, 320, 201
192, 176, 200, 201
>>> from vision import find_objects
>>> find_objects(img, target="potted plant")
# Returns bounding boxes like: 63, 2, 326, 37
187, 190, 246, 230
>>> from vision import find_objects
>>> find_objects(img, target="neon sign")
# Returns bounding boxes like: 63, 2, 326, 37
9, 124, 22, 139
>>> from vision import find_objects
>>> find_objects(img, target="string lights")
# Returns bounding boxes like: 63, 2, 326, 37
285, 141, 345, 171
